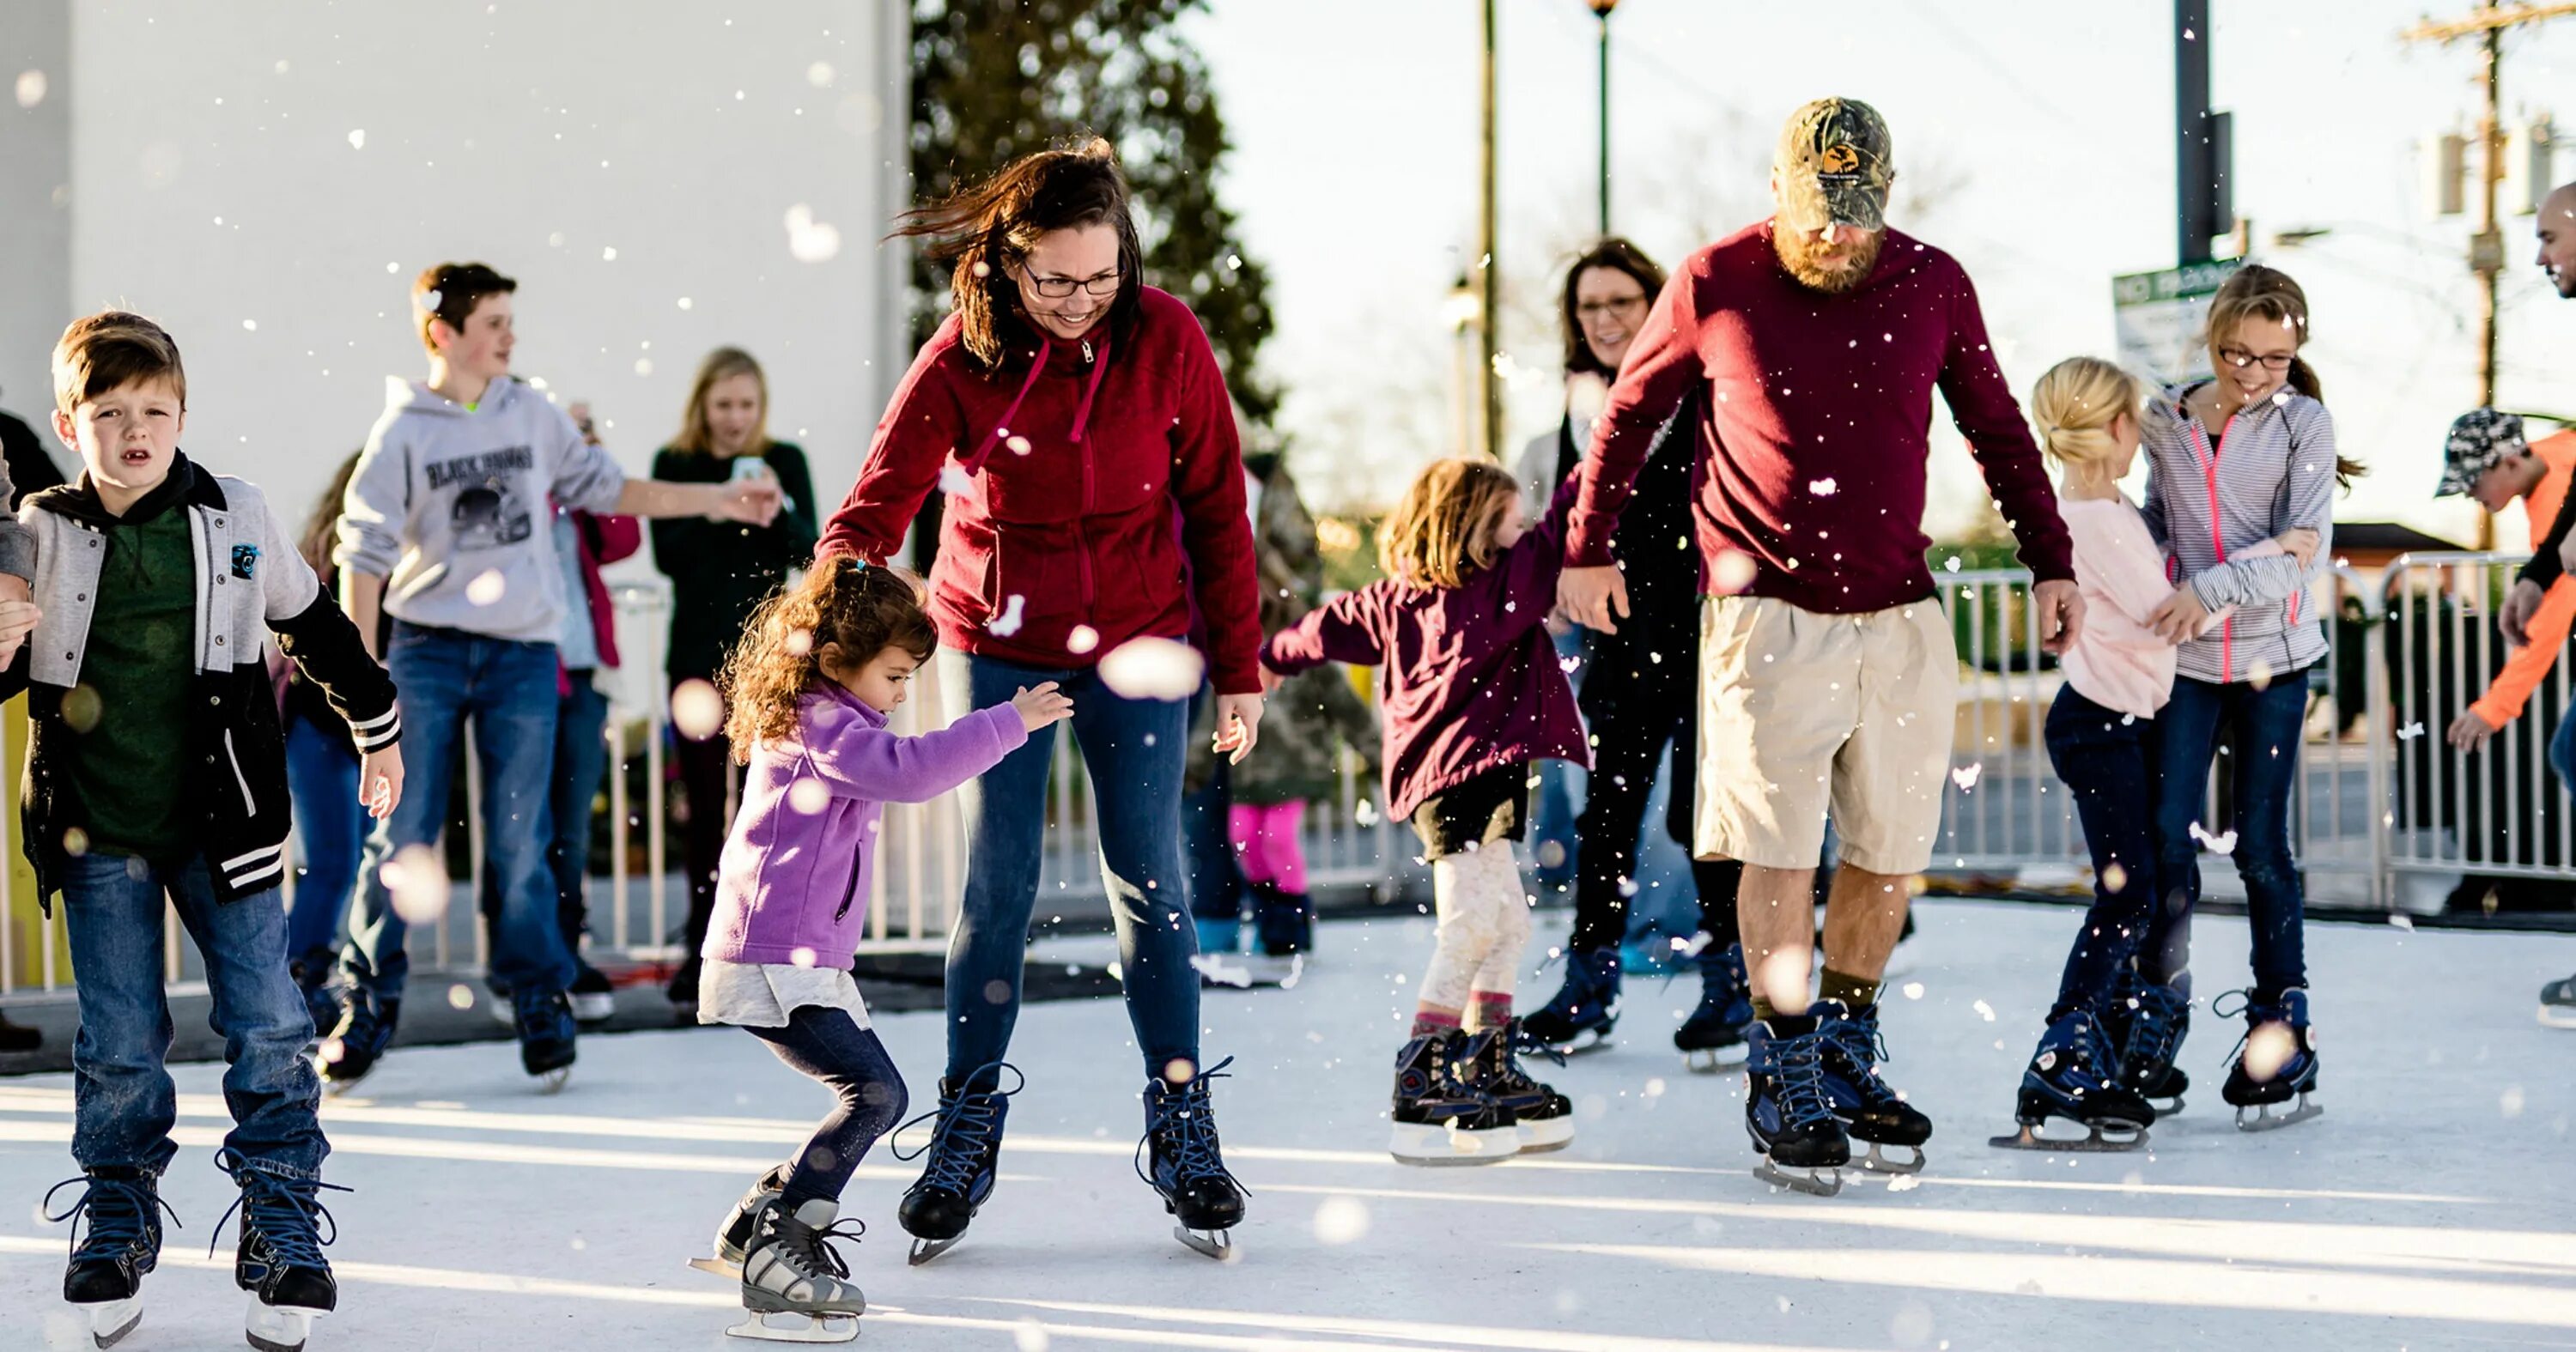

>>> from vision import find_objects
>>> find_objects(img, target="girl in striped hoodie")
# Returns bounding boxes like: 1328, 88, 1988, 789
2127, 265, 2361, 1131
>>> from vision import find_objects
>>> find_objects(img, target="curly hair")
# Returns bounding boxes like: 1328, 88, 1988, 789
718, 559, 937, 761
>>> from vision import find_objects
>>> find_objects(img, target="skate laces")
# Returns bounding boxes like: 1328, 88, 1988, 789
2209, 989, 2303, 1072
778, 1210, 866, 1282
1820, 1013, 1903, 1106
1133, 1057, 1248, 1196
210, 1149, 346, 1271
44, 1173, 179, 1266
2122, 979, 2190, 1068
1764, 1028, 1840, 1131
891, 1061, 1024, 1194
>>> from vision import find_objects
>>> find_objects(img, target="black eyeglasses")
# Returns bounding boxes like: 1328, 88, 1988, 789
1577, 295, 1648, 320
2217, 345, 2296, 372
1021, 269, 1122, 300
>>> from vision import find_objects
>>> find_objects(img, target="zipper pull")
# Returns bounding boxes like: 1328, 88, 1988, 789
1081, 339, 1095, 365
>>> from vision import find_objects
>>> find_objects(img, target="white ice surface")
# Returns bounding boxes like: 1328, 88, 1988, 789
4, 899, 2574, 1351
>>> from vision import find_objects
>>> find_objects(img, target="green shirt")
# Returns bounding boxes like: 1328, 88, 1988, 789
65, 497, 196, 858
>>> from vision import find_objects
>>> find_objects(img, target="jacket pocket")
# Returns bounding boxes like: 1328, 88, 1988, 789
220, 729, 258, 816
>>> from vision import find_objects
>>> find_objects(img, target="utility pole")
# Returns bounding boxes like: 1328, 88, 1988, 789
2176, 1, 2214, 265
1589, 0, 1619, 237
2403, 3, 2576, 549
1479, 0, 1502, 461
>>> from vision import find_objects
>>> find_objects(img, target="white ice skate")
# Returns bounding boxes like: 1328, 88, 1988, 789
246, 1295, 328, 1352
78, 1294, 142, 1349
733, 1197, 865, 1344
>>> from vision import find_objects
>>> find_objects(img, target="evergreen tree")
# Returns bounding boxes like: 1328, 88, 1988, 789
909, 0, 1279, 424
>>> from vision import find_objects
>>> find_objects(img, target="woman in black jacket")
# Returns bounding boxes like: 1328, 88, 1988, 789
651, 348, 819, 1009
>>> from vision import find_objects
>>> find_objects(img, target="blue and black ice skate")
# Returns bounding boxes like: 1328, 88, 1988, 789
1522, 948, 1620, 1055
1816, 999, 1933, 1173
893, 1063, 1021, 1265
1744, 1005, 1852, 1197
215, 1147, 345, 1352
2216, 988, 2323, 1131
45, 1166, 176, 1349
1674, 943, 1755, 1072
1138, 1056, 1248, 1259
1990, 1006, 2154, 1152
2109, 969, 2191, 1115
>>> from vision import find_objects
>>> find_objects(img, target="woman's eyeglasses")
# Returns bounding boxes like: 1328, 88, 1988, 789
1022, 270, 1123, 300
2217, 346, 2295, 372
1577, 295, 1649, 321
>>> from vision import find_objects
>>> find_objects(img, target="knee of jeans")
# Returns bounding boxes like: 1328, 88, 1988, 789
848, 1075, 908, 1137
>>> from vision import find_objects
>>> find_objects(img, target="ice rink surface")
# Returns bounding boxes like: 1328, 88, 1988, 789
4, 898, 2573, 1351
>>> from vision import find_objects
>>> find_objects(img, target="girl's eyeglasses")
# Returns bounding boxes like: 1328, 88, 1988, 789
1023, 270, 1122, 299
2217, 346, 2295, 372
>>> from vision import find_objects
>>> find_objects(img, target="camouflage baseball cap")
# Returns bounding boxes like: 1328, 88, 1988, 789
2437, 407, 2526, 497
1775, 97, 1894, 233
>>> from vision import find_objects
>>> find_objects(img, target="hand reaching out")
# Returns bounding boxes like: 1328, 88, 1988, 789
1212, 692, 1265, 765
1012, 682, 1073, 732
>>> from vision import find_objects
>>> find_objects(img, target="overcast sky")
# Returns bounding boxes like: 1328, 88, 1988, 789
1190, 0, 2576, 547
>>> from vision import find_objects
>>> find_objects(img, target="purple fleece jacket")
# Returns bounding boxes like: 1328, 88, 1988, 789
703, 682, 1026, 970
1261, 486, 1590, 823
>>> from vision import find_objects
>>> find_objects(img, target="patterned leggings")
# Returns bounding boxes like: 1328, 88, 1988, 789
1417, 844, 1533, 1012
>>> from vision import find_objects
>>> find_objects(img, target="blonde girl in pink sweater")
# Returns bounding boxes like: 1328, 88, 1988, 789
1996, 357, 2312, 1149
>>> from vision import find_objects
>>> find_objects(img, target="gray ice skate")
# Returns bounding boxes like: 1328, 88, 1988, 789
732, 1197, 864, 1344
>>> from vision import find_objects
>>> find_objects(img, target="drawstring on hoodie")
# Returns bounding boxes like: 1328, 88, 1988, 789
958, 339, 1115, 476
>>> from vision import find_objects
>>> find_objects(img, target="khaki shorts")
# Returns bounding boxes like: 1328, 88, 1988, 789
1693, 594, 1958, 875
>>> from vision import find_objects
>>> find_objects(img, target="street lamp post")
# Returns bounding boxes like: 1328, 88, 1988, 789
1589, 0, 1619, 238
1446, 274, 1482, 458
1479, 0, 1501, 460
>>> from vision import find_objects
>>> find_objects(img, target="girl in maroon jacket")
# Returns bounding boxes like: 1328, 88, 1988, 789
815, 141, 1260, 1260
1264, 458, 1585, 1167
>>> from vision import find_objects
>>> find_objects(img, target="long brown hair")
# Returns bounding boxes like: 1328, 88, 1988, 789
1560, 238, 1666, 378
719, 559, 938, 760
671, 346, 769, 456
890, 136, 1143, 375
2203, 264, 2366, 488
301, 452, 364, 574
1378, 458, 1522, 589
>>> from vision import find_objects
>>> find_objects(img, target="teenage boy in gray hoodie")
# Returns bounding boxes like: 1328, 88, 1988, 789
327, 262, 781, 1093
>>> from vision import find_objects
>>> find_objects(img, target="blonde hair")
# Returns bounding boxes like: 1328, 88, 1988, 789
671, 347, 769, 456
1378, 458, 1520, 589
2028, 357, 2145, 470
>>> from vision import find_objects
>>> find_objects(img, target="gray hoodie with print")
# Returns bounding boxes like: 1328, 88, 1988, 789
337, 375, 627, 643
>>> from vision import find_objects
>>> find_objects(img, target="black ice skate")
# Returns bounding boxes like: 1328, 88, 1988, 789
43, 1167, 178, 1349
214, 1148, 347, 1352
1744, 1009, 1852, 1197
1990, 1007, 2154, 1152
317, 989, 398, 1095
1388, 1028, 1520, 1166
690, 1165, 790, 1279
2217, 988, 2322, 1131
1459, 1020, 1576, 1152
892, 1062, 1021, 1265
1520, 948, 1620, 1054
1138, 1056, 1249, 1260
1674, 943, 1755, 1072
2538, 972, 2576, 1029
513, 988, 578, 1093
732, 1196, 865, 1343
1817, 1000, 1933, 1173
2110, 971, 2190, 1114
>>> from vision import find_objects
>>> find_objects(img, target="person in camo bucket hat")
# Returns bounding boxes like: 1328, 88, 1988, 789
2435, 407, 2528, 500
1775, 97, 1895, 233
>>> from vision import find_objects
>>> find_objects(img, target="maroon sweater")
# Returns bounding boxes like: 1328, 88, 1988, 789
1261, 488, 1589, 822
817, 287, 1263, 693
1569, 221, 2073, 613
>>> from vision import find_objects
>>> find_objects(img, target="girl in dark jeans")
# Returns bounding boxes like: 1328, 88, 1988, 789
652, 348, 819, 1009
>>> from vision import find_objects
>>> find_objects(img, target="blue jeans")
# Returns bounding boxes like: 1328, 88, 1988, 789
2146, 672, 2310, 996
283, 715, 363, 991
2044, 686, 2160, 1017
2551, 709, 2576, 799
342, 622, 574, 1003
482, 676, 611, 971
64, 852, 325, 1180
1184, 691, 1244, 928
942, 650, 1197, 1084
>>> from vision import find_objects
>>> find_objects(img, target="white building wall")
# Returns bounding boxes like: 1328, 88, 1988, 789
41, 0, 908, 555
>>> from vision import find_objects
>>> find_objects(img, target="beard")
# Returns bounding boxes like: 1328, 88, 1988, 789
1774, 225, 1884, 295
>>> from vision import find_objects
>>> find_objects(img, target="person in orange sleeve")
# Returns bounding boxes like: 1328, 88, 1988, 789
2442, 409, 2576, 755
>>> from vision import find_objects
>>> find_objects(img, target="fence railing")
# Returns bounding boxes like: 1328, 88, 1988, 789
9, 555, 2574, 1003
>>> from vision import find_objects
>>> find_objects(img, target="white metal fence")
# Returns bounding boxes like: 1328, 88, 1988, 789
9, 555, 2576, 1003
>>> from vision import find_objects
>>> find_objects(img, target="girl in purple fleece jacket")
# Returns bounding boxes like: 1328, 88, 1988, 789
1263, 458, 1587, 1167
689, 560, 1069, 1333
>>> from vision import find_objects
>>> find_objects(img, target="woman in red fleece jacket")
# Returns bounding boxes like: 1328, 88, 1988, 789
815, 141, 1260, 1258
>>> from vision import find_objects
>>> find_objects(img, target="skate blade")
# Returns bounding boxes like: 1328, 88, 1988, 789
2539, 1004, 2576, 1029
2147, 1094, 2184, 1117
1988, 1121, 2149, 1153
80, 1295, 142, 1349
1513, 1121, 1576, 1154
1753, 1158, 1844, 1198
533, 1065, 572, 1095
2233, 1094, 2321, 1132
1681, 1045, 1748, 1074
907, 1235, 962, 1266
1189, 955, 1255, 989
246, 1299, 325, 1352
687, 1255, 744, 1279
1856, 1142, 1926, 1174
1388, 1122, 1520, 1165
726, 1310, 860, 1343
1558, 1028, 1614, 1056
1174, 1225, 1239, 1262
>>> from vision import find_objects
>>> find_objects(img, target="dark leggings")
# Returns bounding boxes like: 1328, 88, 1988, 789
743, 1006, 910, 1209
1568, 621, 1743, 955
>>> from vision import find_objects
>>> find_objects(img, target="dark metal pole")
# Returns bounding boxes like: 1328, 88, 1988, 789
1479, 0, 1501, 461
2176, 0, 2212, 264
1597, 12, 1612, 235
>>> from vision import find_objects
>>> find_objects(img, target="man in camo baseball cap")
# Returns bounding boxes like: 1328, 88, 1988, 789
2435, 406, 2527, 500
1775, 97, 1894, 233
